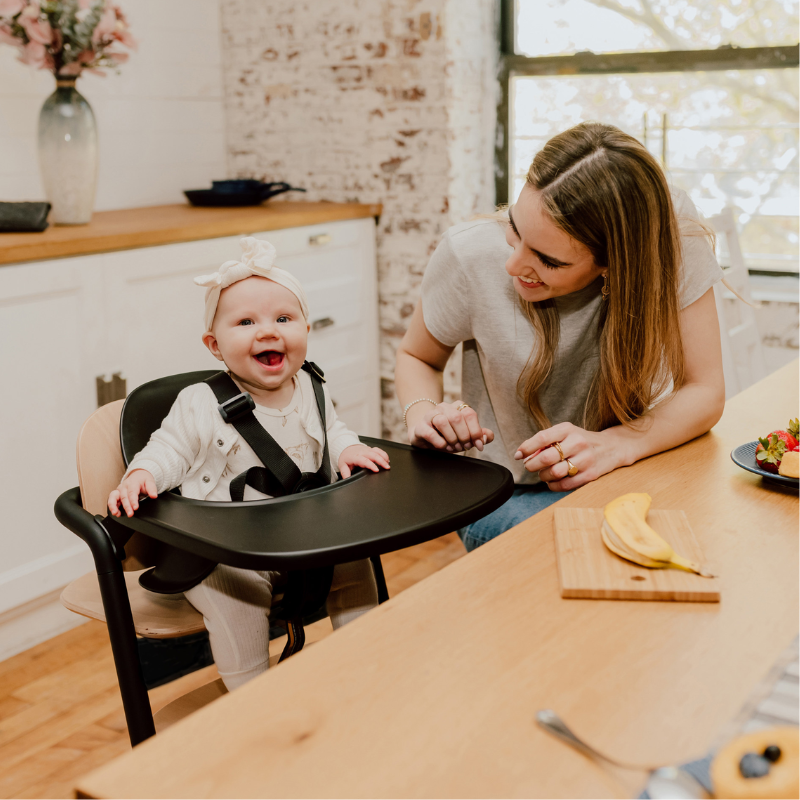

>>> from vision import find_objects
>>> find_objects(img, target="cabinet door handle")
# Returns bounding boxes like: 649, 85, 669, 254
309, 233, 332, 247
312, 316, 335, 331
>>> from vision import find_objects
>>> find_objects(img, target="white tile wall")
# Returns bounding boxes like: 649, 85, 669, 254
0, 0, 228, 211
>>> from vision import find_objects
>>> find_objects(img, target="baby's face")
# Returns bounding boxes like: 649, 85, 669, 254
205, 276, 309, 397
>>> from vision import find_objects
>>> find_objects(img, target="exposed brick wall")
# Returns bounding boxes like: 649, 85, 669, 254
219, 0, 498, 440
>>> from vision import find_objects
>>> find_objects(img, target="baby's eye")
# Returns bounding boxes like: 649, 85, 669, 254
277, 315, 289, 323
238, 319, 253, 326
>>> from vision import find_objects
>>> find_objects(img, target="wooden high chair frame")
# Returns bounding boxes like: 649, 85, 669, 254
57, 398, 207, 745
54, 371, 514, 747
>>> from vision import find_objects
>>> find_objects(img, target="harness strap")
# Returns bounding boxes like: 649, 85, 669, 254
204, 371, 301, 496
273, 566, 334, 661
303, 362, 332, 486
281, 619, 305, 662
204, 362, 331, 502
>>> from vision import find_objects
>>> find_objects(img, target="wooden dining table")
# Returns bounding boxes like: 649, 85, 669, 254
75, 360, 799, 799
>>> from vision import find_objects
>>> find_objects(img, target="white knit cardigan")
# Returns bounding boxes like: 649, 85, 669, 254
124, 370, 361, 501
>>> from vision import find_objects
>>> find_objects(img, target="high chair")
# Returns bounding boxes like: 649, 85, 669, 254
54, 370, 514, 746
56, 371, 364, 739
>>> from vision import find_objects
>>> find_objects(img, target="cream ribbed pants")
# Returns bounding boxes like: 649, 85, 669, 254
184, 559, 378, 691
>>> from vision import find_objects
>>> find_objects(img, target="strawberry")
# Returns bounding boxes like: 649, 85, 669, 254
771, 428, 799, 452
756, 434, 788, 473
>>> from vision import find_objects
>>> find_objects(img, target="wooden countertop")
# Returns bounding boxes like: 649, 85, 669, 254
0, 202, 383, 266
75, 361, 799, 799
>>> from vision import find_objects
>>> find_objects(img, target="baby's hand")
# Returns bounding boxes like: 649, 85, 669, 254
108, 469, 158, 518
338, 444, 390, 479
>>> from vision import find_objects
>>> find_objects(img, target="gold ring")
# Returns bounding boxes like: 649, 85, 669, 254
551, 442, 565, 462
566, 458, 578, 477
456, 403, 471, 411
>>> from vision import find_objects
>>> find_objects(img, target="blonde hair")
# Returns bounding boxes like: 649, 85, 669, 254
518, 122, 686, 431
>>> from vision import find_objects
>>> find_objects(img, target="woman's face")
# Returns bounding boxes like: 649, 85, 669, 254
505, 185, 605, 301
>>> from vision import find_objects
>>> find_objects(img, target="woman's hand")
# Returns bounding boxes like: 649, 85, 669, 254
514, 422, 628, 491
338, 444, 391, 479
406, 401, 494, 453
108, 469, 158, 517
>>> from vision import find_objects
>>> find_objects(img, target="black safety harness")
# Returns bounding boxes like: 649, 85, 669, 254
206, 361, 332, 500
137, 362, 335, 661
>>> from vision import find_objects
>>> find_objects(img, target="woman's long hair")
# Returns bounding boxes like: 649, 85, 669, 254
518, 122, 685, 432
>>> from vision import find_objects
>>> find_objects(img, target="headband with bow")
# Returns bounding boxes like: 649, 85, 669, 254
194, 237, 310, 330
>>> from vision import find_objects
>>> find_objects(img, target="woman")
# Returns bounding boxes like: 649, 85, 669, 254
395, 122, 726, 552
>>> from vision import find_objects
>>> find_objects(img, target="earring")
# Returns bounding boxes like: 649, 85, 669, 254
601, 273, 610, 298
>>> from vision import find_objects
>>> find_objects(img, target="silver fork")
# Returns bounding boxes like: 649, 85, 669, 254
536, 709, 710, 799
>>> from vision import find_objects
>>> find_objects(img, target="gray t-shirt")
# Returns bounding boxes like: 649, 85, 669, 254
421, 189, 723, 484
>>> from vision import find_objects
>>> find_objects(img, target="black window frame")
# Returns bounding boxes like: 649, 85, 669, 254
495, 0, 800, 206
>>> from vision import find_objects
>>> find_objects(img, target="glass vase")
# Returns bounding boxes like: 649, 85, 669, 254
37, 76, 98, 225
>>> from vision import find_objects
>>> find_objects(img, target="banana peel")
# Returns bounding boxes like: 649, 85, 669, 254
601, 493, 715, 578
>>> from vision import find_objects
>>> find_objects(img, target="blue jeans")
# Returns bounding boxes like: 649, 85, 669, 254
458, 484, 573, 552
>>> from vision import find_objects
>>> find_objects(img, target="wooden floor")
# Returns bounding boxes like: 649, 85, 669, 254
0, 533, 466, 799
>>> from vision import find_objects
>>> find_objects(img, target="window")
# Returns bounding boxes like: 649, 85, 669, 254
498, 0, 800, 274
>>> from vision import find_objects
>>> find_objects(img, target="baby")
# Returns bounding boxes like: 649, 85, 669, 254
108, 236, 389, 690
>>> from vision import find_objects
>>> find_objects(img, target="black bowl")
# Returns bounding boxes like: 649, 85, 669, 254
730, 441, 799, 488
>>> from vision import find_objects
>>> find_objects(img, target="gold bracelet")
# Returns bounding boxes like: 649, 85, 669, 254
403, 397, 439, 427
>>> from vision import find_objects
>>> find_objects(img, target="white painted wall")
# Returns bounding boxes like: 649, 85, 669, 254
0, 0, 229, 661
0, 0, 227, 211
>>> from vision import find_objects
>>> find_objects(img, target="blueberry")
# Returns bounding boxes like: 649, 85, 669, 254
763, 745, 782, 763
739, 752, 771, 778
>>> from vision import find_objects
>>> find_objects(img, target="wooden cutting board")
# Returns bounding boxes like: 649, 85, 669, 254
553, 508, 720, 602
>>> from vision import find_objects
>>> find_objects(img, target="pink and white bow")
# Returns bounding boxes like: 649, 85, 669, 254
194, 237, 309, 330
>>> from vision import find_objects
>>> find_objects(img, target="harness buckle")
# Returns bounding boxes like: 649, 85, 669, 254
218, 392, 256, 423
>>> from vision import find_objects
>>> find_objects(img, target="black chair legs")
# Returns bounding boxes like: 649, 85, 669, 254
371, 555, 390, 604
97, 570, 156, 745
55, 489, 156, 747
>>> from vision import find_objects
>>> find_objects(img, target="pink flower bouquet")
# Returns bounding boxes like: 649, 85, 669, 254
0, 0, 135, 76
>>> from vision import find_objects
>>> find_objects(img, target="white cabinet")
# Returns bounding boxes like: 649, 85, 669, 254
0, 258, 99, 575
0, 216, 380, 632
103, 218, 380, 435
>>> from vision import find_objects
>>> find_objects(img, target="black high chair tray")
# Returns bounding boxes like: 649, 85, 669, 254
107, 437, 514, 571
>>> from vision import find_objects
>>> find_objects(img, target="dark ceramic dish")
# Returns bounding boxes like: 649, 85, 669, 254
730, 440, 799, 488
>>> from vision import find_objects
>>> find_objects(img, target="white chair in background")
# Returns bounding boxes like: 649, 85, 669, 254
708, 207, 768, 399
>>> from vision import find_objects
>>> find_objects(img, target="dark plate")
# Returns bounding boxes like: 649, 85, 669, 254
731, 441, 799, 487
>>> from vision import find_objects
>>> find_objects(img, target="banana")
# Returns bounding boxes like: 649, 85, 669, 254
602, 493, 715, 578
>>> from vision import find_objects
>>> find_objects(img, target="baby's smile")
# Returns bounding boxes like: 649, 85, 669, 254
254, 350, 285, 370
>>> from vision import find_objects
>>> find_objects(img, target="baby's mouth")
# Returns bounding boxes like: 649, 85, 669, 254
254, 351, 285, 369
